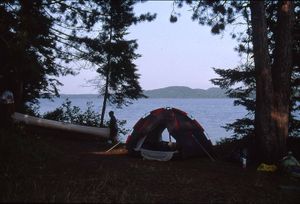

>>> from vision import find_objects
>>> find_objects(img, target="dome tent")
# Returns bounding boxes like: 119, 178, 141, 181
126, 107, 214, 161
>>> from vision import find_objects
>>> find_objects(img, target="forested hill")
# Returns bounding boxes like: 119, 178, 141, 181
143, 86, 228, 98
59, 86, 228, 98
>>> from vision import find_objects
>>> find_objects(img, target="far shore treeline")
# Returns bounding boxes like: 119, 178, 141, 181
58, 86, 229, 99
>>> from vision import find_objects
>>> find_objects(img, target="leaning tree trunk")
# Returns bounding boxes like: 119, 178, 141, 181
272, 1, 294, 159
250, 1, 276, 163
100, 67, 110, 127
100, 22, 113, 127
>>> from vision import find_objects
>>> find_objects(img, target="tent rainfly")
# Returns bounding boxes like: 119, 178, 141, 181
126, 107, 215, 161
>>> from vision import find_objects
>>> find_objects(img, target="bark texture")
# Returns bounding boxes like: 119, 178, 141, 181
272, 1, 294, 159
250, 1, 275, 163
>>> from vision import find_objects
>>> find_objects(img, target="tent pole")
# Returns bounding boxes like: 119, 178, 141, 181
106, 141, 121, 153
192, 135, 215, 162
198, 142, 215, 162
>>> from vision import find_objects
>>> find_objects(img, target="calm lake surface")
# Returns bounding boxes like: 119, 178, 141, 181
39, 96, 248, 144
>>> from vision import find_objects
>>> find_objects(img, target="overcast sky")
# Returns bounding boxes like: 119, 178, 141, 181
58, 1, 241, 94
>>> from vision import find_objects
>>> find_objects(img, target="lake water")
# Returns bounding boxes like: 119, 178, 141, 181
38, 97, 248, 144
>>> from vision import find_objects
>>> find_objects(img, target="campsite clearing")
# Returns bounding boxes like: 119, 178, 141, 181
1, 129, 300, 203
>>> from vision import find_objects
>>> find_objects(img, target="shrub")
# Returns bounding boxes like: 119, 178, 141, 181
42, 98, 129, 140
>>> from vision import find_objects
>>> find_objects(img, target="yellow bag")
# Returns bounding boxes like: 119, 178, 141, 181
257, 163, 277, 172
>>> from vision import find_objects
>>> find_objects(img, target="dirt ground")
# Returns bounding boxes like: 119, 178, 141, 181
2, 128, 300, 203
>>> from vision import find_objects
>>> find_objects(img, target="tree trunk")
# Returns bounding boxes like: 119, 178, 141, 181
250, 1, 276, 163
272, 1, 294, 159
100, 22, 113, 127
100, 68, 110, 127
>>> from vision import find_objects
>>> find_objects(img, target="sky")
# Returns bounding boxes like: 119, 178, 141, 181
58, 1, 241, 94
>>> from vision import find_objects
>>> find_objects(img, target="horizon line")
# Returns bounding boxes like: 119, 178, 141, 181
59, 85, 221, 95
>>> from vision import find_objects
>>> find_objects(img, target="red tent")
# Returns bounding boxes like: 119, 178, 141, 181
126, 107, 214, 160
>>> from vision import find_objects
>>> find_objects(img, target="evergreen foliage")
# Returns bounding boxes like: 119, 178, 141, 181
0, 0, 155, 128
0, 0, 70, 112
77, 0, 156, 125
0, 0, 99, 112
174, 1, 300, 139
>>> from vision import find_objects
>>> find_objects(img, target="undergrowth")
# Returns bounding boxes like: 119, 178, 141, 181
42, 99, 130, 140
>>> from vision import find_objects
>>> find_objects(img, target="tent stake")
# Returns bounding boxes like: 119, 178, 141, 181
106, 142, 121, 153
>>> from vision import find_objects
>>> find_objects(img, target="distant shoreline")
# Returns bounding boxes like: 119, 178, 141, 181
58, 95, 230, 99
58, 86, 230, 99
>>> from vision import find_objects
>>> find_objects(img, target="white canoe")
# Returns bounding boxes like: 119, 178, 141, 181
11, 112, 110, 139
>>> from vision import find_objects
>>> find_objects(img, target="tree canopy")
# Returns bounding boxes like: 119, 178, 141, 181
0, 0, 155, 120
173, 0, 299, 162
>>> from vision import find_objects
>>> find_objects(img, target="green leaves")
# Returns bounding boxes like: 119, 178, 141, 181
42, 98, 130, 136
43, 98, 100, 127
82, 1, 150, 109
193, 0, 300, 139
